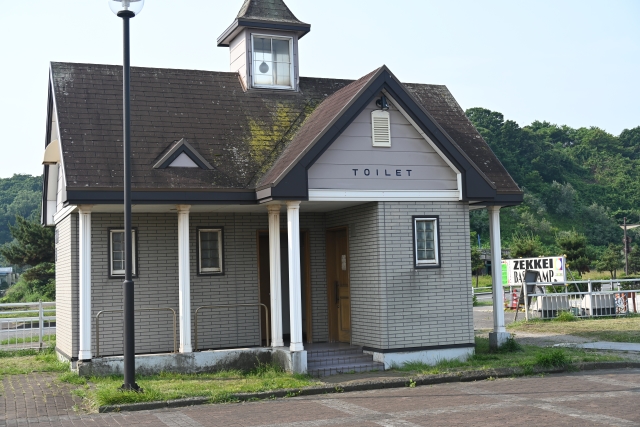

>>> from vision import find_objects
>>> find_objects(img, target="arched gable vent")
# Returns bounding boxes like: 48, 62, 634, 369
371, 110, 391, 147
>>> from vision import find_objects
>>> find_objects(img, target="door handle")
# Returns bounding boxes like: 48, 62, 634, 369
335, 280, 339, 304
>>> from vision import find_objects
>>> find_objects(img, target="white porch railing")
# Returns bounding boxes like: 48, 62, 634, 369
0, 301, 56, 351
521, 279, 640, 320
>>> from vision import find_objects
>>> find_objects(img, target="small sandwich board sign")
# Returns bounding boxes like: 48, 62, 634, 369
501, 256, 567, 287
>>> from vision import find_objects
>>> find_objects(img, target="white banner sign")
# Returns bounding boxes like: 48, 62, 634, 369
501, 256, 566, 287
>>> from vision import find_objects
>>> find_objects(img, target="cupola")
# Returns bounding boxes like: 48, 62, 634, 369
218, 0, 310, 91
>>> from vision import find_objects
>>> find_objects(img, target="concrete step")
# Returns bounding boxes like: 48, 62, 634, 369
307, 346, 363, 358
308, 354, 375, 368
308, 362, 386, 378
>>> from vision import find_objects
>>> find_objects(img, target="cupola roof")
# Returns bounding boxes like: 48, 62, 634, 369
218, 0, 311, 47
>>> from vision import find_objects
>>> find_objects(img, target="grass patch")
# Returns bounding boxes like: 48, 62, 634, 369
0, 310, 56, 319
471, 275, 493, 288
64, 362, 317, 408
0, 345, 68, 378
554, 311, 579, 322
1, 334, 55, 345
508, 315, 640, 343
473, 300, 494, 307
391, 337, 621, 376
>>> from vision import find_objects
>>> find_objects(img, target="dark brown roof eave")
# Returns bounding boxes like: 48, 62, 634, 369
217, 18, 311, 47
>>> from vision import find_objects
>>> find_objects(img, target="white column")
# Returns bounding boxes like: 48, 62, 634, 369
488, 206, 510, 348
267, 204, 284, 347
78, 206, 92, 360
286, 201, 304, 352
177, 205, 192, 353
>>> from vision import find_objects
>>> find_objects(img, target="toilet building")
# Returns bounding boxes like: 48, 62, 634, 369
41, 0, 522, 375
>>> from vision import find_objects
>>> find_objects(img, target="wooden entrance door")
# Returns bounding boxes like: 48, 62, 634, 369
327, 227, 351, 342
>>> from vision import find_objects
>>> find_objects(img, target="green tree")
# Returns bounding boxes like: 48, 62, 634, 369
0, 216, 55, 302
596, 244, 623, 279
556, 230, 592, 275
627, 245, 640, 275
0, 174, 42, 245
510, 233, 544, 258
1, 216, 54, 266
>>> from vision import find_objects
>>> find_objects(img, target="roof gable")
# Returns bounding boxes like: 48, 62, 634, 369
307, 97, 459, 196
258, 66, 501, 202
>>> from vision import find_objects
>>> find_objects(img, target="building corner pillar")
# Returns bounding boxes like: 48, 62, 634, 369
267, 204, 284, 348
487, 206, 510, 349
286, 201, 304, 353
78, 205, 93, 361
177, 205, 192, 353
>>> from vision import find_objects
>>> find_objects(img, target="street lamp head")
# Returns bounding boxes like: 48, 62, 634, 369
109, 0, 144, 17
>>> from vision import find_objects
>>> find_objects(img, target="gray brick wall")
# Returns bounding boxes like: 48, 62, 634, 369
57, 202, 473, 358
83, 211, 329, 356
91, 214, 180, 357
55, 213, 78, 359
378, 201, 474, 349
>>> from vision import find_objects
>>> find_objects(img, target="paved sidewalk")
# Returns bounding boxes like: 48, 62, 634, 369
1, 369, 639, 426
0, 373, 83, 425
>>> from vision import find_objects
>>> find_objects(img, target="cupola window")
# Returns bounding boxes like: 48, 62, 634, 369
252, 35, 293, 89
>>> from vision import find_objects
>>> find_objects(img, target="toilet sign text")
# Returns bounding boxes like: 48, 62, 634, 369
352, 169, 413, 177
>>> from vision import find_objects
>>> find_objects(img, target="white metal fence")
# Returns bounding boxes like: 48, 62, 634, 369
517, 279, 640, 321
0, 302, 56, 351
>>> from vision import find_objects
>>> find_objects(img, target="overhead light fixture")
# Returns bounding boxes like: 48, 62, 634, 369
376, 95, 389, 111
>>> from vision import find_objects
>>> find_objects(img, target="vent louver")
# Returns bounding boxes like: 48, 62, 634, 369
371, 110, 391, 147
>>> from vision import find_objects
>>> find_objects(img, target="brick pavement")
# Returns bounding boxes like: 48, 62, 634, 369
0, 373, 82, 426
1, 369, 640, 426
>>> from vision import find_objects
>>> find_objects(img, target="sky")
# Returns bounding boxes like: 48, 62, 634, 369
1, 0, 639, 178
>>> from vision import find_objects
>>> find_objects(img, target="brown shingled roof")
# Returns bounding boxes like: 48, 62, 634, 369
49, 62, 521, 197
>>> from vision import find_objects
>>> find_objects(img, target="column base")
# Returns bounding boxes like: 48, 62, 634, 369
489, 332, 512, 350
180, 345, 193, 354
78, 351, 92, 361
289, 342, 304, 352
271, 340, 285, 348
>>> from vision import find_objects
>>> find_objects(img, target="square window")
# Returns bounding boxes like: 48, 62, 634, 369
109, 229, 137, 277
198, 228, 224, 274
414, 217, 440, 268
252, 35, 294, 89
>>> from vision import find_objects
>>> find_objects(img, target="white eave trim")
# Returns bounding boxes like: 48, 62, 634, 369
308, 189, 460, 202
53, 205, 77, 225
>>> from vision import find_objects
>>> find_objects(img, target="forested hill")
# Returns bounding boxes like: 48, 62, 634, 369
0, 175, 42, 245
466, 107, 640, 255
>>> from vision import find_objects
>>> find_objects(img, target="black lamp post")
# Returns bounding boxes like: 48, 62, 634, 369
109, 0, 144, 392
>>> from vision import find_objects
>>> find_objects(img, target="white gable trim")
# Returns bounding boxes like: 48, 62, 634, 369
309, 189, 460, 202
383, 90, 463, 201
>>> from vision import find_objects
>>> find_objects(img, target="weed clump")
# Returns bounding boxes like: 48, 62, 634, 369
535, 349, 568, 368
554, 311, 578, 322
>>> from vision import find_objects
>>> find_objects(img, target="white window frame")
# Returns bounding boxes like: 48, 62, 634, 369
109, 229, 137, 277
198, 228, 224, 274
250, 34, 295, 90
414, 217, 440, 268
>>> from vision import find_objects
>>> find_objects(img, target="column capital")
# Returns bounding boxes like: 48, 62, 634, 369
487, 205, 501, 214
286, 201, 301, 209
176, 204, 191, 213
78, 205, 93, 214
267, 204, 282, 214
